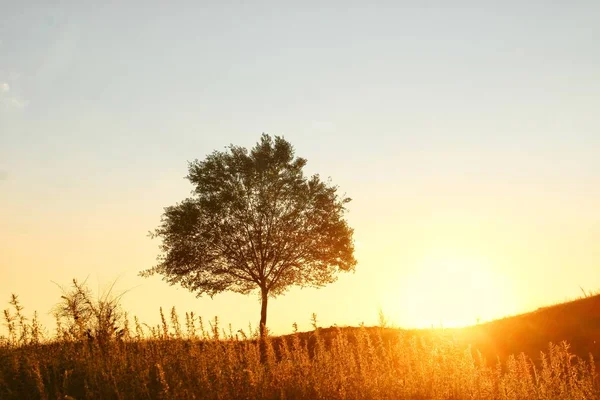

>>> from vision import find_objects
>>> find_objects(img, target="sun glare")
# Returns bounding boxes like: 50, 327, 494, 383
384, 251, 518, 329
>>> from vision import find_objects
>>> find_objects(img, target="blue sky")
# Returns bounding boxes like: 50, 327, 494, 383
1, 2, 599, 334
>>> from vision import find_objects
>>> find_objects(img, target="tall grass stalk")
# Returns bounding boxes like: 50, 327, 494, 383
1, 292, 599, 399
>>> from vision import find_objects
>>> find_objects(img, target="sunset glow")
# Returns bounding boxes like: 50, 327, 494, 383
2, 4, 600, 398
1, 3, 599, 337
383, 251, 518, 329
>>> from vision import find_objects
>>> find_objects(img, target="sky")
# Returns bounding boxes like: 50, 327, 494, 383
1, 2, 599, 336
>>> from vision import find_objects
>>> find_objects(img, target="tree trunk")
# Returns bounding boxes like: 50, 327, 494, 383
259, 287, 269, 364
260, 288, 268, 338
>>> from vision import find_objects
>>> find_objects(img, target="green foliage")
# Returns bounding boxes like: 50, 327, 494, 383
141, 134, 356, 333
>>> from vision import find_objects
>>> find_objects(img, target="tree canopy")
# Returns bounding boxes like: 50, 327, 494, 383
141, 134, 356, 335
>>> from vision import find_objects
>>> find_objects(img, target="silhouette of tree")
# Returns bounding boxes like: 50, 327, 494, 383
141, 134, 356, 337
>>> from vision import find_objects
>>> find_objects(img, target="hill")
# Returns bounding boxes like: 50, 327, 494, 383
277, 293, 600, 369
290, 293, 600, 367
441, 292, 600, 365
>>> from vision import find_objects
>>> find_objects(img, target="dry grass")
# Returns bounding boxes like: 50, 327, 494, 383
1, 288, 599, 399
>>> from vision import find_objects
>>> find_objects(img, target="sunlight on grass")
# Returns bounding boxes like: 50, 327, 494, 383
1, 292, 599, 399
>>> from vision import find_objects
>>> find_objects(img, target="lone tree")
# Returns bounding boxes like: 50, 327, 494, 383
141, 134, 356, 336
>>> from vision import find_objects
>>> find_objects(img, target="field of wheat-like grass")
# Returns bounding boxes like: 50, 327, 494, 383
1, 294, 598, 400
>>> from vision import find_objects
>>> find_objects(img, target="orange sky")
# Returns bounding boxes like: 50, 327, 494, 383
1, 3, 599, 335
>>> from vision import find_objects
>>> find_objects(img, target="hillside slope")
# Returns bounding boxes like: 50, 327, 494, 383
435, 293, 600, 364
291, 294, 600, 366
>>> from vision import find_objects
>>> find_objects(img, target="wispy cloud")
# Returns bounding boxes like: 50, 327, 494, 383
1, 36, 27, 110
2, 97, 28, 109
0, 78, 27, 110
0, 94, 28, 110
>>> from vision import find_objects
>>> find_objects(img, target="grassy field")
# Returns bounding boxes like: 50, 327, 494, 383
1, 290, 599, 399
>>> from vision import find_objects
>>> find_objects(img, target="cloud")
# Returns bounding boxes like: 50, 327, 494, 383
0, 171, 7, 181
0, 80, 27, 110
1, 95, 27, 110
0, 45, 27, 109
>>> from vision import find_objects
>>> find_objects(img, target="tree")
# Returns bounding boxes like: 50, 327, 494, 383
140, 134, 356, 337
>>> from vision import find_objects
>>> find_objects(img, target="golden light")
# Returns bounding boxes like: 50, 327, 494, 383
382, 249, 518, 329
